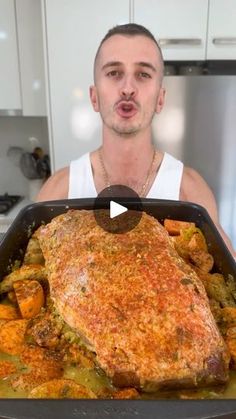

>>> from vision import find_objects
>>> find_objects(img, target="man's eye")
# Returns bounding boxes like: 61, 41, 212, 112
138, 72, 151, 79
107, 70, 121, 77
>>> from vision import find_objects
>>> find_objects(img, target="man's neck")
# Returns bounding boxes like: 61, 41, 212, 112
91, 129, 164, 195
101, 129, 155, 177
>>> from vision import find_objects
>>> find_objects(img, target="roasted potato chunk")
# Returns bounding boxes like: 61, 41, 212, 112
221, 307, 236, 328
225, 327, 236, 369
208, 299, 222, 324
188, 230, 208, 252
63, 342, 95, 369
23, 235, 45, 265
0, 303, 20, 320
27, 313, 62, 348
113, 387, 140, 399
0, 319, 28, 355
28, 379, 97, 399
11, 345, 64, 392
173, 226, 209, 261
20, 345, 62, 368
200, 273, 235, 307
0, 360, 17, 378
0, 264, 47, 294
189, 250, 214, 273
7, 291, 17, 304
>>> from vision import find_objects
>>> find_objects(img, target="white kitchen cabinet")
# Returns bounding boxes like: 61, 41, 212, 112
0, 0, 46, 115
207, 0, 236, 59
0, 0, 21, 110
133, 0, 209, 61
16, 0, 47, 116
43, 0, 129, 170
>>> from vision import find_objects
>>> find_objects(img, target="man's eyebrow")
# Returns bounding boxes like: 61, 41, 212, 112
101, 61, 157, 73
101, 61, 122, 71
136, 62, 157, 73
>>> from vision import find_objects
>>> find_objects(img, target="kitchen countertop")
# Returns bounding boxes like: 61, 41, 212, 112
0, 198, 32, 234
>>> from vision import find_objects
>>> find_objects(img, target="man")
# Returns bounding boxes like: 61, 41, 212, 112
37, 23, 235, 256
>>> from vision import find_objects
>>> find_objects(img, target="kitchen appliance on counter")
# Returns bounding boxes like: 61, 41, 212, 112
19, 148, 51, 201
19, 147, 51, 180
0, 194, 23, 215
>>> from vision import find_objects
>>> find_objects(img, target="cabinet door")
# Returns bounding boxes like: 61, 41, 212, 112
133, 0, 209, 61
15, 0, 47, 116
207, 0, 236, 59
0, 0, 21, 110
44, 0, 129, 170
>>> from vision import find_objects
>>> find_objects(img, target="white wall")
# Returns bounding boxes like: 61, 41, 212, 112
0, 116, 49, 196
43, 0, 130, 171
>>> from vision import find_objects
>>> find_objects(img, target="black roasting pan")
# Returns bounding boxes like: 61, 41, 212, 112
0, 198, 236, 419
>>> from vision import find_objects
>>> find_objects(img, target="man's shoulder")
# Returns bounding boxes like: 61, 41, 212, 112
180, 165, 218, 218
52, 166, 69, 181
182, 166, 209, 188
36, 166, 69, 201
45, 166, 69, 189
180, 166, 214, 202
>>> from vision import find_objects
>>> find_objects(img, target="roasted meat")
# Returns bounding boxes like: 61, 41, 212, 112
36, 209, 229, 392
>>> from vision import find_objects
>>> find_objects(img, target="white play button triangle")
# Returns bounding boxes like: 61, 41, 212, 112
94, 185, 143, 233
110, 200, 128, 219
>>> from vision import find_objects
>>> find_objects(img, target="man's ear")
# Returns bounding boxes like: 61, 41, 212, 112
156, 87, 166, 114
90, 85, 99, 112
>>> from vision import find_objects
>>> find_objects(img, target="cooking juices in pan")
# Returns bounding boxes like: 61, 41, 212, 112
0, 199, 236, 399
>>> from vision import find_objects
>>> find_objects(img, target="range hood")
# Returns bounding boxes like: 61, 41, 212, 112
164, 60, 236, 76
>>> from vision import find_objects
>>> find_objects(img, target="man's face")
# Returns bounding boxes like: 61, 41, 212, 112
90, 34, 165, 137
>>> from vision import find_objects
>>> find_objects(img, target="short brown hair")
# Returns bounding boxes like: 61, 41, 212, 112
94, 23, 164, 81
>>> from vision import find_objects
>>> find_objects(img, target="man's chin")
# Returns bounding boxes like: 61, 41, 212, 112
113, 124, 140, 137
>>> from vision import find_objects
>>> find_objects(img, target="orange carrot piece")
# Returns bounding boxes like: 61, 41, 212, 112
164, 219, 195, 236
13, 280, 45, 319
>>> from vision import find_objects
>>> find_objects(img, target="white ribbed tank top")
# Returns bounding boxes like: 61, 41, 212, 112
68, 152, 183, 200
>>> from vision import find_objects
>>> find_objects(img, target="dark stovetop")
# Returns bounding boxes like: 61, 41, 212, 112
0, 194, 23, 215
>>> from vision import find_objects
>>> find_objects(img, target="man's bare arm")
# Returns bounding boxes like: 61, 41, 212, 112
181, 167, 236, 258
36, 167, 69, 202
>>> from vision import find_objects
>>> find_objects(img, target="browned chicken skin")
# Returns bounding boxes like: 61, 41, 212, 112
36, 209, 230, 392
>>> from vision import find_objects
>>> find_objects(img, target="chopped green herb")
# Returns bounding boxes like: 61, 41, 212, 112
180, 278, 193, 285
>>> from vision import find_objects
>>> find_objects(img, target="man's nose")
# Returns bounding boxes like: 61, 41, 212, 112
120, 76, 137, 99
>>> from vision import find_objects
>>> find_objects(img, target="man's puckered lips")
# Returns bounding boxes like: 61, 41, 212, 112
116, 101, 138, 118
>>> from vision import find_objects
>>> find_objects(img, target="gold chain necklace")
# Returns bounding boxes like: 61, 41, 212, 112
98, 147, 157, 197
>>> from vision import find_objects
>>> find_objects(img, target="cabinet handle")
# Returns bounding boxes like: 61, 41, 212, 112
158, 38, 202, 47
212, 37, 236, 46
